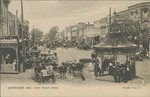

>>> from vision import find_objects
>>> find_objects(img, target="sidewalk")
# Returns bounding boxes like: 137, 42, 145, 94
135, 59, 150, 84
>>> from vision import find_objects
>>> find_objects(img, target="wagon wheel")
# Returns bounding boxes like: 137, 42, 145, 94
37, 76, 42, 83
37, 73, 43, 83
34, 74, 38, 82
52, 73, 56, 84
83, 63, 89, 68
52, 76, 56, 84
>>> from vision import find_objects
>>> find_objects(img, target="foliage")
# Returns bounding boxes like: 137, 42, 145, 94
31, 28, 43, 44
141, 28, 150, 43
43, 26, 59, 42
111, 19, 141, 44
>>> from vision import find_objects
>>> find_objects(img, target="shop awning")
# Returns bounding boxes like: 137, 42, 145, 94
0, 39, 18, 44
0, 39, 18, 48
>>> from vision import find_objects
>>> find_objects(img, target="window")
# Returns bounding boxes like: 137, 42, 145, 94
142, 8, 149, 18
135, 11, 139, 19
130, 11, 134, 18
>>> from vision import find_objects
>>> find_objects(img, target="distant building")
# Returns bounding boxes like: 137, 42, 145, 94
57, 31, 63, 41
62, 22, 100, 46
114, 2, 150, 52
96, 2, 150, 52
85, 23, 100, 47
65, 27, 71, 41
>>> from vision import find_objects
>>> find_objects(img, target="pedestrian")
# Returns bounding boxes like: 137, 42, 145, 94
123, 64, 128, 83
6, 54, 10, 64
54, 52, 57, 57
113, 66, 117, 82
116, 66, 121, 83
108, 61, 113, 75
13, 60, 16, 71
97, 64, 101, 76
45, 54, 49, 66
41, 54, 45, 66
127, 64, 130, 80
94, 57, 100, 77
146, 49, 149, 58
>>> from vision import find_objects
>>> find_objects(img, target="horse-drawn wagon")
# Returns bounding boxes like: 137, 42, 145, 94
34, 65, 56, 83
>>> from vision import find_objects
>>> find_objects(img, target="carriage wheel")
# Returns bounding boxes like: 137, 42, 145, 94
34, 74, 37, 82
52, 76, 56, 84
52, 73, 56, 84
37, 76, 42, 83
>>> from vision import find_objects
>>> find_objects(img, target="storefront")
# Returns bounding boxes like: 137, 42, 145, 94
86, 35, 100, 47
0, 38, 19, 73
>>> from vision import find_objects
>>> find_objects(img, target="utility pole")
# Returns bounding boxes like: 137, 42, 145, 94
33, 25, 35, 47
21, 0, 25, 72
109, 7, 111, 33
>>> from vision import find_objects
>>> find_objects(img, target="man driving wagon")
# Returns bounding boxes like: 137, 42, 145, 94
34, 53, 56, 83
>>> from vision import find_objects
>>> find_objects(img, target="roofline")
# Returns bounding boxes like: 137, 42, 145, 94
128, 2, 150, 9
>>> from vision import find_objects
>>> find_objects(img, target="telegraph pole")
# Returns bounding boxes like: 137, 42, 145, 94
33, 25, 35, 47
109, 7, 111, 33
21, 0, 25, 72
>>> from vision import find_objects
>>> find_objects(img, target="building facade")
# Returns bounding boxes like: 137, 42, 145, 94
0, 0, 29, 73
85, 24, 100, 47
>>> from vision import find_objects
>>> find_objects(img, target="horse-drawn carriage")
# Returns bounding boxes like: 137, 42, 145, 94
33, 52, 59, 83
34, 65, 56, 83
25, 46, 41, 69
64, 59, 93, 80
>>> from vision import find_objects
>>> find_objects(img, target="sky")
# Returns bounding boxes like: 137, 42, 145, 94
8, 0, 149, 34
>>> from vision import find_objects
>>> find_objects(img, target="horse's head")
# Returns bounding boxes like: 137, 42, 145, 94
62, 62, 69, 68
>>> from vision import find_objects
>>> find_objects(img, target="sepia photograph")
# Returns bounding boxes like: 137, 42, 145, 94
0, 0, 150, 97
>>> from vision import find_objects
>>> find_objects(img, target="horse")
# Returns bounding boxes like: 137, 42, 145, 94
53, 62, 68, 79
68, 62, 84, 77
113, 65, 125, 83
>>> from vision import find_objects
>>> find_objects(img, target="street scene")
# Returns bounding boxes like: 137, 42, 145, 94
0, 0, 150, 95
1, 46, 150, 86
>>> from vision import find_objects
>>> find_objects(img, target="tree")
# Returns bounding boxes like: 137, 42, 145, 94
111, 19, 150, 54
111, 19, 141, 44
43, 26, 59, 43
31, 31, 35, 47
31, 28, 43, 45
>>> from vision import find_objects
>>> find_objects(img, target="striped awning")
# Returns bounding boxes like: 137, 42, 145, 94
0, 39, 18, 49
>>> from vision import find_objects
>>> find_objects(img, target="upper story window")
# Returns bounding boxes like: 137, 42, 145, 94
142, 8, 149, 18
135, 10, 139, 19
130, 11, 134, 18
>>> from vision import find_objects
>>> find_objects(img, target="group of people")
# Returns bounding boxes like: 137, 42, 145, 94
91, 51, 131, 83
111, 62, 130, 83
33, 52, 58, 67
4, 54, 17, 71
33, 51, 59, 81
